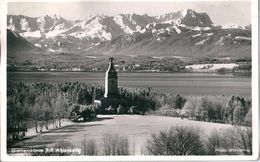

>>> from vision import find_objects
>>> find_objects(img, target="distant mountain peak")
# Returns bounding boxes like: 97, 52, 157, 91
44, 14, 63, 20
222, 23, 247, 30
180, 9, 196, 17
177, 9, 213, 27
156, 9, 213, 27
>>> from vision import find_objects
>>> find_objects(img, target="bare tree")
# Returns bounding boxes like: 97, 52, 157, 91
82, 137, 98, 155
146, 126, 205, 155
244, 108, 252, 126
116, 136, 129, 155
102, 133, 129, 155
53, 94, 68, 127
207, 130, 221, 155
207, 126, 252, 155
232, 126, 252, 155
102, 133, 113, 155
207, 129, 235, 155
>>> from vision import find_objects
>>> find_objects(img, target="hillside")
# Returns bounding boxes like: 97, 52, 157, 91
88, 28, 251, 57
7, 29, 37, 55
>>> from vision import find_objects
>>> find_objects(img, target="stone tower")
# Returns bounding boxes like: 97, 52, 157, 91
104, 57, 119, 98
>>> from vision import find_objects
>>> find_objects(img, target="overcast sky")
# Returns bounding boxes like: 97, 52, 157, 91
8, 1, 251, 26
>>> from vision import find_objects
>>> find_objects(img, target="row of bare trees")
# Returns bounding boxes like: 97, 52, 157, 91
207, 126, 252, 155
7, 82, 77, 136
7, 91, 68, 134
30, 126, 251, 156
183, 96, 252, 126
146, 126, 252, 155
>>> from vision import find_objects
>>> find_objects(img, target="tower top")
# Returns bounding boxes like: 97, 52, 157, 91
109, 57, 114, 63
106, 57, 117, 74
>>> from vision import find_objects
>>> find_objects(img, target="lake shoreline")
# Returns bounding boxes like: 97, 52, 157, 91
7, 70, 251, 76
7, 72, 251, 96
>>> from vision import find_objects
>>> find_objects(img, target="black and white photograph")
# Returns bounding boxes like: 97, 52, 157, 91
1, 0, 259, 161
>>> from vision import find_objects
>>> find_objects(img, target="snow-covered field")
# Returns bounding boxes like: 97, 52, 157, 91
186, 63, 239, 72
11, 115, 235, 155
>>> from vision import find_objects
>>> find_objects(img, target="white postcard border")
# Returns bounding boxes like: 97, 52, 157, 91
1, 0, 258, 161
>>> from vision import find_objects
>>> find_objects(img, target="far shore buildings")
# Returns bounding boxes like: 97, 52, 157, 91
94, 57, 122, 109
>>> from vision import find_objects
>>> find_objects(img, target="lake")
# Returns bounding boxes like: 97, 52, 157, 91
7, 72, 251, 96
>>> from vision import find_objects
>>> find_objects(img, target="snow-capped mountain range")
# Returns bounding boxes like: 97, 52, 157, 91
7, 9, 251, 56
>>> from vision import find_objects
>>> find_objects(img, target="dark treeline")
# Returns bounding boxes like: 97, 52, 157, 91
7, 81, 252, 144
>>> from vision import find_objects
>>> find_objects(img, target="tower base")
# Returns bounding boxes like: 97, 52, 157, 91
94, 97, 129, 114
